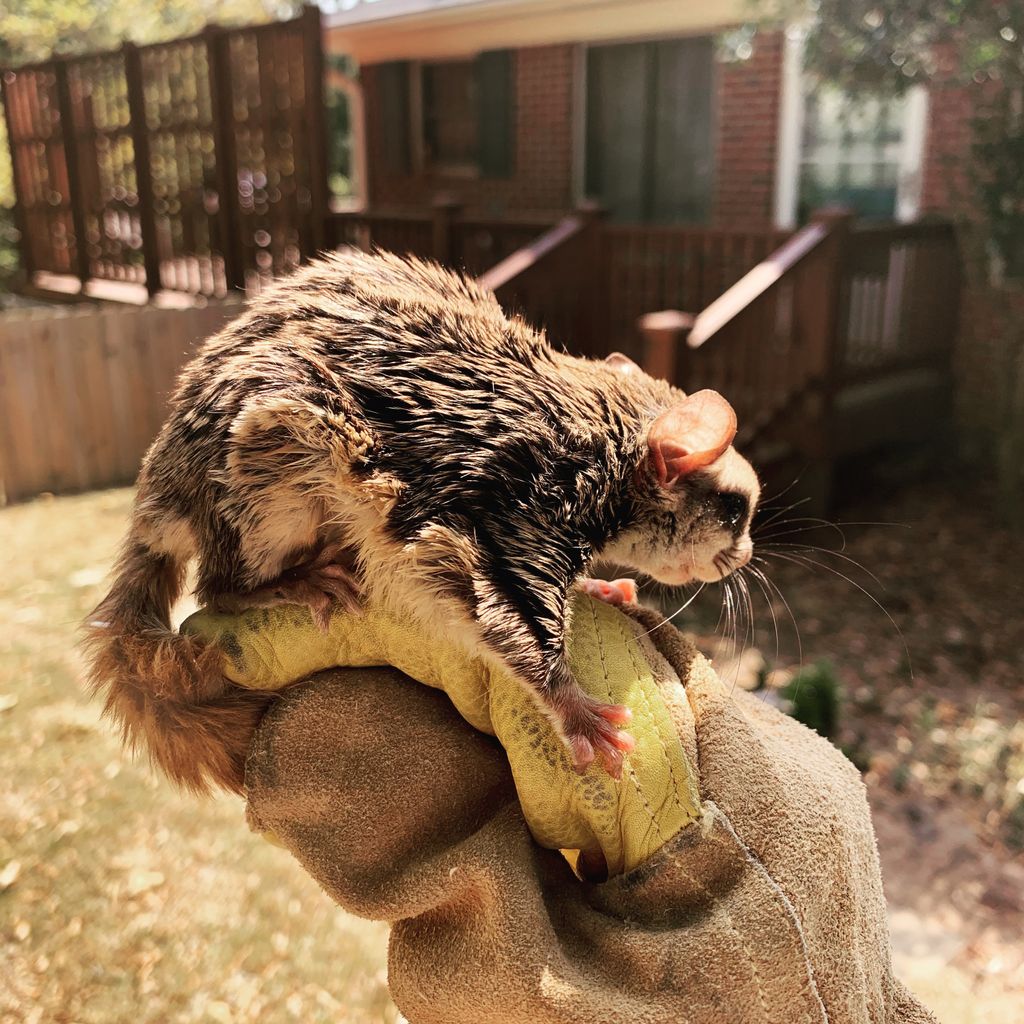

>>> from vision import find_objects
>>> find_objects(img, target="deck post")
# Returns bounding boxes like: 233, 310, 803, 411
810, 206, 854, 394
205, 23, 246, 294
803, 205, 855, 511
431, 194, 462, 265
637, 310, 694, 387
52, 57, 92, 286
301, 3, 329, 257
574, 200, 606, 351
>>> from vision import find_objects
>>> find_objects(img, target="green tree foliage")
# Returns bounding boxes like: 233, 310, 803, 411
787, 0, 1024, 279
784, 2, 1024, 522
0, 0, 298, 65
780, 661, 841, 740
798, 1, 1020, 93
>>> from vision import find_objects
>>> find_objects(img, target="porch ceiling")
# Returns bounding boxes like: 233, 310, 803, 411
326, 0, 760, 63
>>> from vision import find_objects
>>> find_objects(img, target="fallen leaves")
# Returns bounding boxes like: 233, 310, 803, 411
0, 859, 21, 890
126, 869, 166, 897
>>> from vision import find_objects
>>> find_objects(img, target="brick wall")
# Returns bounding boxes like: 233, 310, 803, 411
712, 30, 784, 229
358, 30, 996, 232
955, 285, 1024, 496
361, 34, 789, 229
917, 49, 1024, 488
920, 45, 976, 215
363, 45, 575, 219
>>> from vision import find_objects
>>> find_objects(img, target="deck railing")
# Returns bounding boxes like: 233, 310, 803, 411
840, 221, 960, 383
599, 224, 790, 360
636, 209, 960, 458
327, 202, 554, 278
477, 207, 605, 355
468, 212, 784, 359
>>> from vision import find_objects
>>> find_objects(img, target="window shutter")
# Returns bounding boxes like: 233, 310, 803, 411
377, 61, 411, 174
476, 49, 514, 178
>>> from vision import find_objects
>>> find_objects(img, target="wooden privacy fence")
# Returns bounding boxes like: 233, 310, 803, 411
1, 6, 326, 302
0, 300, 243, 502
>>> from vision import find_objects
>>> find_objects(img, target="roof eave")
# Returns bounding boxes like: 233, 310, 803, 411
326, 0, 762, 64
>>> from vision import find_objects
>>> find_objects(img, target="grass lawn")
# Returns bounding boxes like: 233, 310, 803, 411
2, 481, 1021, 1023
0, 489, 395, 1024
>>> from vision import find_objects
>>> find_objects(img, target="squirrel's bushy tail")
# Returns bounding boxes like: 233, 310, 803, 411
83, 537, 272, 794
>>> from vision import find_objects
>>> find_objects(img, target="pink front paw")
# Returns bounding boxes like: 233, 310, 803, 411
580, 577, 638, 606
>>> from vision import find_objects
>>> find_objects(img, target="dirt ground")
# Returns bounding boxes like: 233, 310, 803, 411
1, 471, 1021, 1022
691, 462, 1024, 1022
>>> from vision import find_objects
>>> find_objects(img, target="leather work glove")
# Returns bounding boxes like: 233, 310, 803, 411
184, 596, 936, 1024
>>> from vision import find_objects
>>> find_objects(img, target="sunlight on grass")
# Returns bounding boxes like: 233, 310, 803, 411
0, 489, 395, 1023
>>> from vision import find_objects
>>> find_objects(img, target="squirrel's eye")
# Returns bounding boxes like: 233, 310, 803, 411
718, 491, 748, 530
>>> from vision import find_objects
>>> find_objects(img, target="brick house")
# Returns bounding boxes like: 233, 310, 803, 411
325, 0, 968, 230
322, 0, 994, 508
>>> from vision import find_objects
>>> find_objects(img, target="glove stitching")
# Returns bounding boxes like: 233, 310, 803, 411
584, 600, 647, 867
710, 807, 830, 1024
615, 616, 774, 1022
590, 601, 674, 857
619, 611, 689, 827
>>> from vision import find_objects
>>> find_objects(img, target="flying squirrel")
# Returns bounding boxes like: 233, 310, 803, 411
85, 249, 760, 793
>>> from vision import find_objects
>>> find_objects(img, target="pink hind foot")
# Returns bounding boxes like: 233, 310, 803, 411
219, 543, 362, 630
554, 690, 635, 779
579, 577, 638, 606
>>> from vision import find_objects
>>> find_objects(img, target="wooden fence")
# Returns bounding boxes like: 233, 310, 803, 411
0, 198, 959, 504
0, 300, 243, 502
1, 6, 326, 302
0, 208, 792, 504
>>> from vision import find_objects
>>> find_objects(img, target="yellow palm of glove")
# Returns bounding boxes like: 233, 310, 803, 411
182, 594, 701, 876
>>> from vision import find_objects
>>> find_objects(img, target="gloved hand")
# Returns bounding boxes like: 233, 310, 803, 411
183, 598, 936, 1024
184, 593, 701, 878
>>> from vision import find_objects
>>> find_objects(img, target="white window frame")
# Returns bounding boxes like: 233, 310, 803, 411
773, 25, 929, 229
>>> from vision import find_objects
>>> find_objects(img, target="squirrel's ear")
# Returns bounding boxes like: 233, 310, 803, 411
647, 390, 737, 486
605, 352, 641, 375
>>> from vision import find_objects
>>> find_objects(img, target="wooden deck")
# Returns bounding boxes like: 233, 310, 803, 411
488, 207, 959, 508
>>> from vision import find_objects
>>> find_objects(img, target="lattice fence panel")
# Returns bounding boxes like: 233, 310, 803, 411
1, 66, 78, 275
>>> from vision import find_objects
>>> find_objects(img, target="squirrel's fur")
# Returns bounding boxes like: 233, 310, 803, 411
85, 250, 755, 793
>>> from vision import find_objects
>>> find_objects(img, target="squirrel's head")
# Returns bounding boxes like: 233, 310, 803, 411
598, 356, 760, 587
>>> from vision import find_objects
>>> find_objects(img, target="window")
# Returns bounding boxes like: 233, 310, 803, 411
774, 29, 929, 227
798, 88, 907, 221
421, 61, 479, 172
374, 52, 514, 179
584, 37, 714, 224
